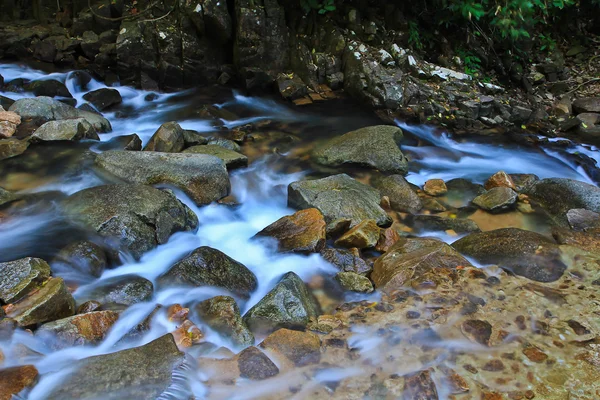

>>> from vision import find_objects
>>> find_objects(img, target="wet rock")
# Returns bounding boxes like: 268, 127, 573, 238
243, 272, 320, 334
566, 208, 600, 232
77, 300, 102, 314
142, 121, 185, 152
36, 310, 120, 350
372, 175, 422, 213
0, 257, 50, 304
410, 215, 480, 234
0, 107, 21, 139
26, 80, 71, 98
522, 343, 548, 363
403, 369, 439, 400
423, 179, 447, 196
32, 118, 99, 141
510, 173, 539, 192
183, 144, 248, 169
461, 319, 492, 346
288, 174, 391, 230
0, 138, 29, 161
46, 334, 184, 399
53, 241, 107, 279
6, 277, 75, 327
63, 184, 198, 259
312, 125, 408, 174
255, 208, 326, 253
196, 296, 254, 347
335, 272, 374, 293
473, 187, 518, 212
237, 346, 279, 380
183, 130, 208, 147
0, 365, 38, 400
0, 187, 19, 207
334, 219, 380, 249
453, 228, 566, 282
159, 247, 257, 299
552, 227, 600, 253
207, 138, 241, 151
83, 275, 153, 306
320, 247, 372, 275
82, 88, 122, 111
9, 97, 111, 132
259, 328, 321, 366
95, 151, 230, 206
573, 97, 600, 114
372, 237, 469, 292
485, 171, 516, 190
376, 227, 402, 252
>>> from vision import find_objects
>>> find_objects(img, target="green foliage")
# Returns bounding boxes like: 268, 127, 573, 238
538, 33, 556, 52
300, 0, 336, 15
408, 21, 423, 50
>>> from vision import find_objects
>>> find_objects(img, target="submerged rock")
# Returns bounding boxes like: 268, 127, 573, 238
259, 328, 321, 367
320, 247, 372, 275
472, 187, 518, 212
453, 228, 566, 282
254, 208, 326, 253
196, 296, 254, 347
0, 138, 29, 161
95, 150, 230, 206
0, 365, 39, 400
82, 275, 154, 306
243, 272, 320, 334
335, 272, 374, 293
312, 125, 408, 174
158, 247, 257, 299
423, 179, 447, 196
288, 174, 391, 230
372, 174, 422, 213
142, 121, 185, 152
410, 215, 480, 234
63, 184, 198, 259
32, 118, 99, 141
45, 334, 184, 399
0, 257, 50, 304
52, 241, 107, 279
183, 144, 248, 169
237, 346, 279, 380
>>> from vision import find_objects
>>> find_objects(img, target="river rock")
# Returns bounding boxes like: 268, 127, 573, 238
0, 107, 20, 139
26, 79, 71, 98
410, 215, 480, 234
36, 310, 120, 350
472, 187, 518, 212
142, 121, 185, 152
259, 328, 321, 367
320, 247, 372, 275
62, 184, 198, 259
183, 130, 208, 147
335, 272, 374, 293
510, 174, 539, 192
243, 272, 320, 334
207, 138, 241, 151
237, 346, 279, 380
485, 171, 516, 190
423, 179, 447, 196
52, 241, 107, 279
572, 97, 600, 114
334, 219, 380, 249
312, 125, 408, 174
372, 237, 469, 292
288, 174, 391, 230
6, 277, 75, 327
372, 174, 422, 213
526, 178, 600, 224
552, 227, 600, 254
83, 88, 122, 111
183, 144, 248, 169
255, 208, 326, 253
45, 334, 184, 399
196, 296, 254, 347
95, 150, 230, 206
0, 257, 50, 304
0, 365, 38, 400
32, 118, 99, 141
158, 247, 257, 299
452, 228, 566, 282
0, 187, 19, 207
566, 208, 600, 232
0, 138, 29, 161
82, 275, 153, 306
77, 300, 102, 314
8, 97, 111, 132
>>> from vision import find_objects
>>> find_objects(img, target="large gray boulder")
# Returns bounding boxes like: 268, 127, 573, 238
95, 150, 230, 206
45, 334, 185, 399
312, 125, 408, 174
62, 184, 198, 259
32, 118, 99, 141
9, 96, 111, 132
288, 174, 391, 230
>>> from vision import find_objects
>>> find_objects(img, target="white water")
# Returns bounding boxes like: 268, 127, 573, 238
1, 63, 600, 399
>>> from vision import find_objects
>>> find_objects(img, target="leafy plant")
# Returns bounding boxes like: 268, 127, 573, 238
538, 33, 556, 52
300, 0, 336, 15
408, 21, 423, 50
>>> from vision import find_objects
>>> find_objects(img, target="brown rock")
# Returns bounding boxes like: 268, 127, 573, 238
36, 311, 120, 349
320, 247, 371, 275
403, 369, 439, 400
522, 344, 548, 363
255, 208, 326, 253
237, 346, 279, 380
0, 138, 29, 161
260, 328, 321, 366
334, 219, 380, 249
485, 171, 516, 190
142, 121, 184, 152
461, 319, 492, 346
77, 300, 102, 314
0, 365, 38, 400
172, 319, 204, 348
167, 304, 189, 323
0, 109, 20, 139
376, 227, 401, 252
423, 179, 447, 196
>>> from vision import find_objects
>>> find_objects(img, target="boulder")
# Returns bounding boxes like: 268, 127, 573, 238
452, 228, 566, 282
26, 79, 71, 98
62, 184, 198, 259
334, 219, 380, 249
566, 208, 600, 232
81, 275, 153, 306
237, 346, 279, 380
423, 179, 447, 196
320, 247, 372, 275
158, 247, 257, 299
143, 121, 185, 152
288, 174, 391, 230
372, 175, 422, 213
572, 97, 600, 114
254, 208, 326, 253
472, 187, 518, 212
5, 277, 75, 327
45, 334, 184, 399
0, 365, 38, 400
312, 125, 408, 174
83, 88, 122, 111
183, 144, 248, 169
196, 296, 254, 347
9, 97, 111, 132
183, 130, 208, 147
0, 257, 50, 304
372, 237, 469, 292
32, 118, 99, 141
335, 272, 374, 293
52, 241, 107, 279
259, 328, 321, 366
95, 150, 230, 206
243, 272, 320, 334
0, 138, 29, 161
36, 310, 120, 350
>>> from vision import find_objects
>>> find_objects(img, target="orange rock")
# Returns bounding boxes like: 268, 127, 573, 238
522, 344, 548, 363
334, 219, 380, 249
375, 227, 401, 252
403, 369, 439, 399
485, 171, 516, 190
0, 365, 38, 400
172, 319, 204, 348
255, 208, 326, 253
260, 328, 321, 366
167, 304, 189, 323
423, 179, 447, 196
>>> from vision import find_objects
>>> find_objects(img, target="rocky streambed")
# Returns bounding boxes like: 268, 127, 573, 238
0, 63, 599, 399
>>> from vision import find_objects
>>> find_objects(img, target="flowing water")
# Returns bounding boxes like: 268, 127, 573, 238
1, 63, 599, 399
